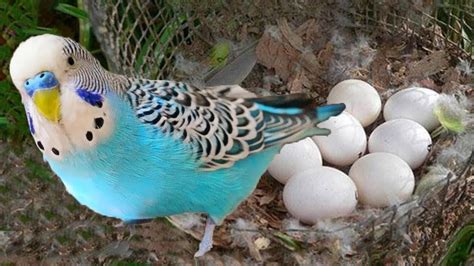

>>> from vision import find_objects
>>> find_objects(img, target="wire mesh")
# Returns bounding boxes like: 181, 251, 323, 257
86, 0, 472, 80
351, 0, 473, 57
86, 0, 195, 79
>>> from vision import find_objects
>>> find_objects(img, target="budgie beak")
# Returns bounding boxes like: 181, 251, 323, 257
25, 71, 61, 123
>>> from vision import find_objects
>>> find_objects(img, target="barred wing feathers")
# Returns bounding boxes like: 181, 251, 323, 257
126, 80, 344, 170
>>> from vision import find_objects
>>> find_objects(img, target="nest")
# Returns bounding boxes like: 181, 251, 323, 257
85, 0, 473, 263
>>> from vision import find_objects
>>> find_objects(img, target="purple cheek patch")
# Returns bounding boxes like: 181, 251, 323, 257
76, 88, 103, 108
27, 112, 35, 134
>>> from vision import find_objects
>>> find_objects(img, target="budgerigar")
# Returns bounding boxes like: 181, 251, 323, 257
9, 34, 345, 256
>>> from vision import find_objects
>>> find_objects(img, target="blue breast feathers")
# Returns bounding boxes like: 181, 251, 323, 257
45, 92, 277, 223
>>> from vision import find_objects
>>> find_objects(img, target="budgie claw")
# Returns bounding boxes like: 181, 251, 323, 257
194, 218, 216, 257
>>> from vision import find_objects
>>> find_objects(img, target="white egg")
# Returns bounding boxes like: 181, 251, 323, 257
368, 119, 432, 169
267, 138, 322, 184
349, 153, 414, 207
312, 112, 367, 166
384, 87, 440, 131
327, 79, 382, 127
283, 167, 358, 224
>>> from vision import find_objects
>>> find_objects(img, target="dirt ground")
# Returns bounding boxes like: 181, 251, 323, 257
0, 142, 360, 265
0, 142, 254, 265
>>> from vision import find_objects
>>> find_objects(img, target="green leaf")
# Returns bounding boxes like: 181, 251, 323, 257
273, 232, 301, 251
25, 159, 53, 182
0, 12, 9, 25
461, 28, 471, 51
21, 27, 57, 35
0, 80, 10, 90
441, 223, 474, 266
55, 3, 89, 20
135, 37, 155, 72
206, 42, 257, 86
77, 0, 92, 49
0, 46, 12, 60
10, 7, 24, 19
209, 41, 231, 68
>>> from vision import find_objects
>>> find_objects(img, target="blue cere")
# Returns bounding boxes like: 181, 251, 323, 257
24, 71, 58, 97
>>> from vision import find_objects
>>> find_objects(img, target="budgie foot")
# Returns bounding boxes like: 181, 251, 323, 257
194, 218, 216, 257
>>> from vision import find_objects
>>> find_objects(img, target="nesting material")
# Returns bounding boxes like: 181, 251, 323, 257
415, 165, 455, 196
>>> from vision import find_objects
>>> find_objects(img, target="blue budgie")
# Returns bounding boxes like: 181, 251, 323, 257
9, 34, 345, 256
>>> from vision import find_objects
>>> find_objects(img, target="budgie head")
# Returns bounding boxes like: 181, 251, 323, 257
10, 34, 118, 159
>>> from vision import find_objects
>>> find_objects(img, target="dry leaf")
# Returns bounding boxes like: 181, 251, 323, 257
254, 237, 271, 250
408, 50, 449, 80
288, 67, 310, 93
257, 188, 279, 206
277, 19, 304, 52
370, 48, 391, 90
256, 26, 299, 80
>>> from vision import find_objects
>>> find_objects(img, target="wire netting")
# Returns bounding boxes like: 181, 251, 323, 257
86, 0, 472, 79
86, 0, 195, 79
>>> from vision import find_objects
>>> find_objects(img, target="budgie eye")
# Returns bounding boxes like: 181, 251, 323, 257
67, 56, 75, 66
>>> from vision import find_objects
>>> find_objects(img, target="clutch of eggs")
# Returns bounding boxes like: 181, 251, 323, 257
266, 81, 439, 223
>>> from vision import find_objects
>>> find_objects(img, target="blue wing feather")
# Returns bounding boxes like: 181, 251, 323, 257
126, 80, 345, 170
315, 103, 346, 122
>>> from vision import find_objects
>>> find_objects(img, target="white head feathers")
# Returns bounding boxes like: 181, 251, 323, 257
9, 34, 71, 97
